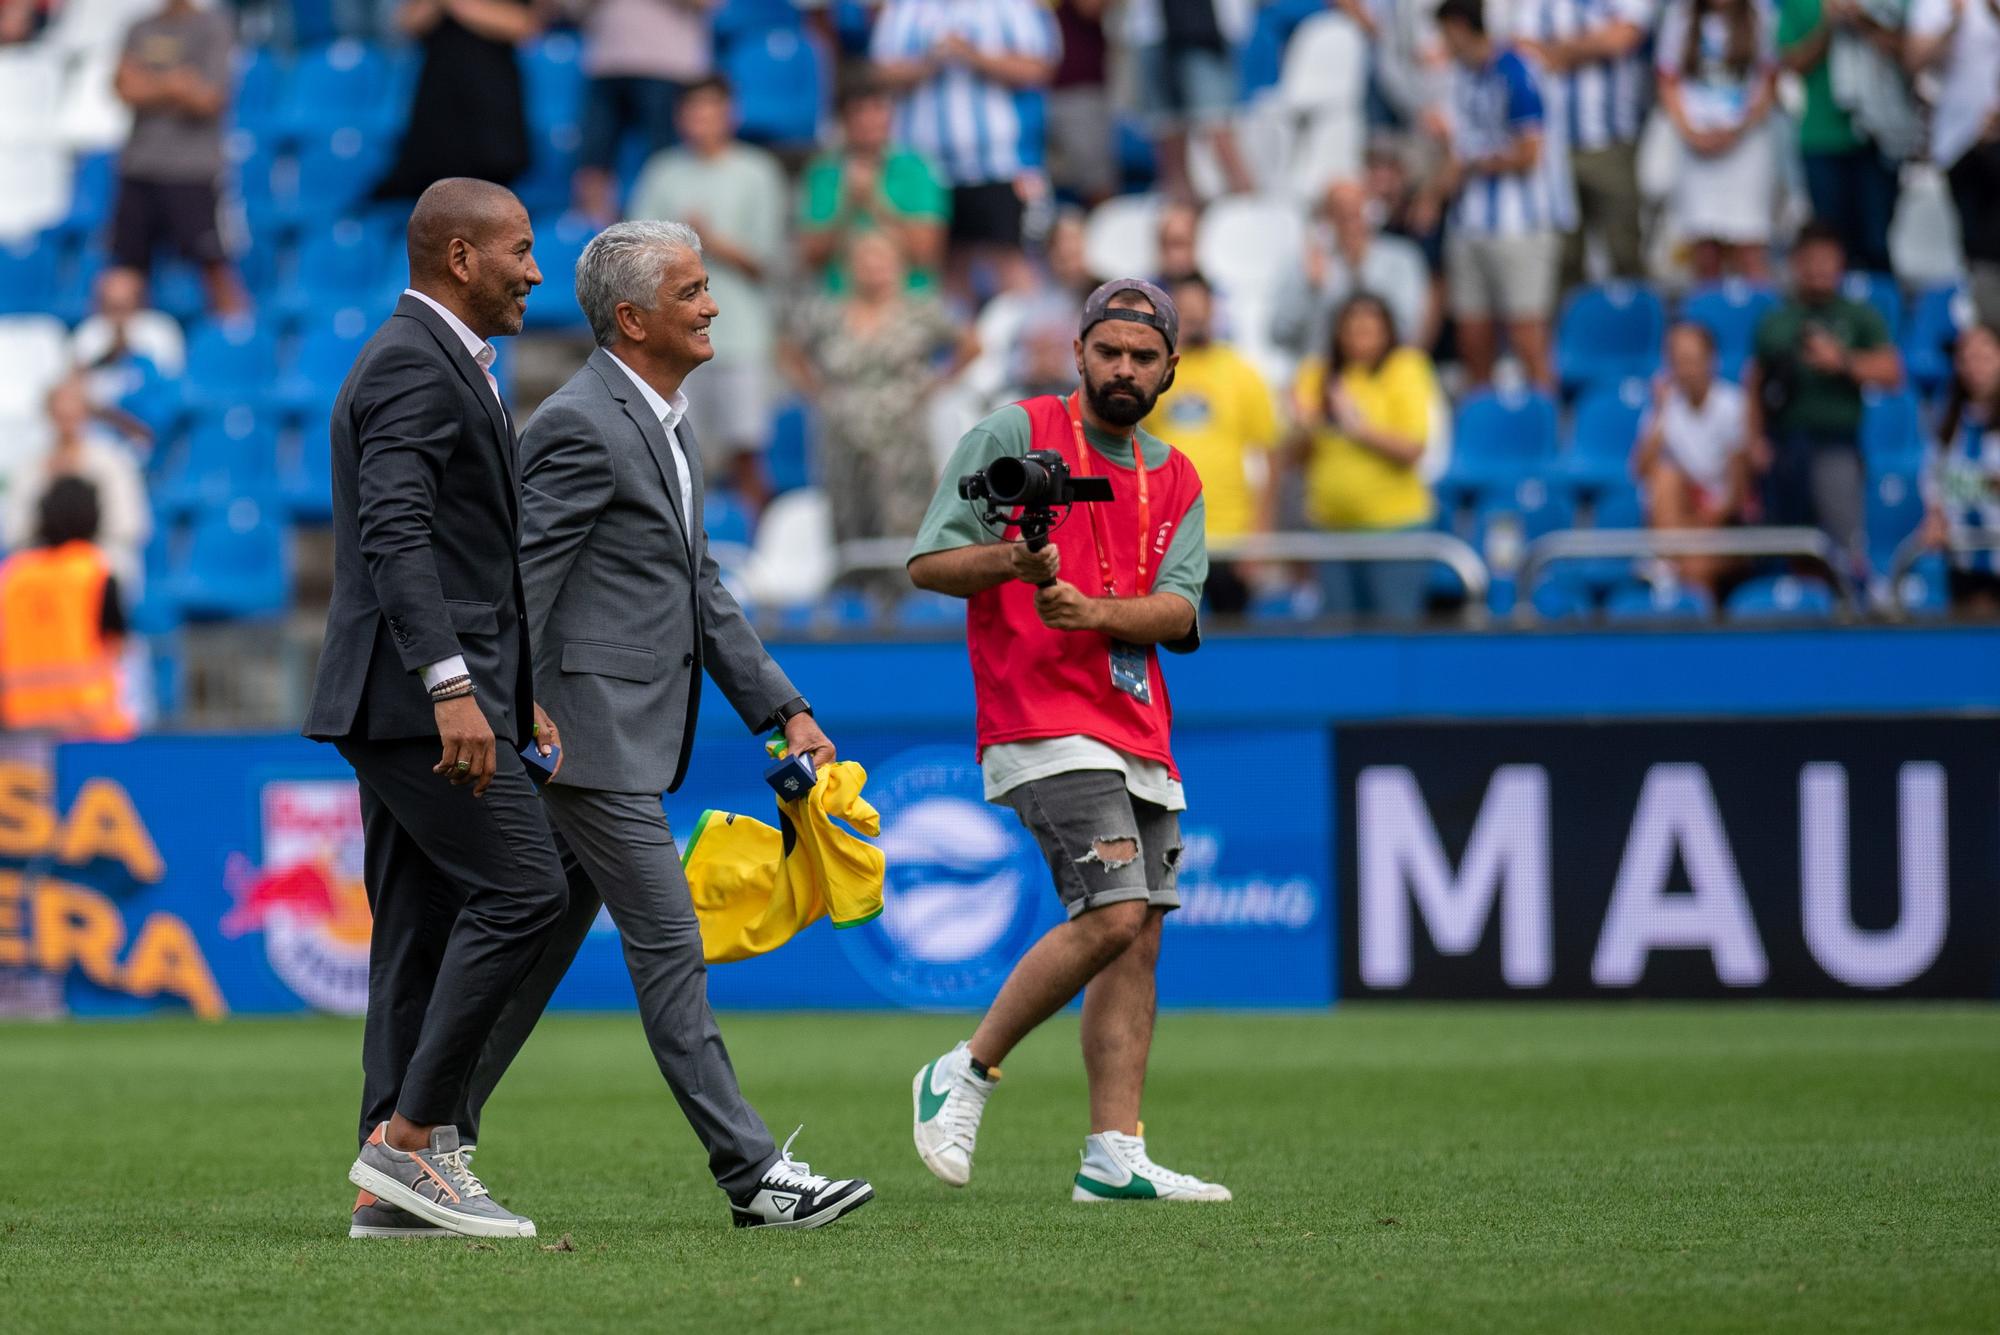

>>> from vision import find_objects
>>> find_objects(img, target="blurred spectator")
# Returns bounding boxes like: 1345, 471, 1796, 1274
1906, 0, 2000, 328
1046, 0, 1117, 204
72, 268, 187, 378
869, 0, 1059, 298
572, 0, 716, 225
1746, 221, 1904, 571
798, 72, 950, 294
373, 0, 543, 200
1141, 273, 1279, 616
109, 0, 247, 317
780, 232, 979, 594
1271, 179, 1434, 360
1655, 0, 1780, 282
1921, 321, 2000, 609
989, 207, 1094, 398
1155, 199, 1201, 282
1428, 0, 1561, 388
0, 0, 51, 43
1778, 0, 1913, 275
1511, 0, 1652, 286
0, 477, 133, 741
1633, 322, 1753, 595
1289, 292, 1440, 620
2, 377, 152, 595
1123, 0, 1254, 201
629, 76, 785, 513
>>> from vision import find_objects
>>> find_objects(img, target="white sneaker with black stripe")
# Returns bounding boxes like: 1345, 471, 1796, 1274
730, 1127, 874, 1230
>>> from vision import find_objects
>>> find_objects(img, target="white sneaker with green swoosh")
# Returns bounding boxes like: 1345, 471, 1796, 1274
912, 1041, 998, 1187
1072, 1128, 1232, 1202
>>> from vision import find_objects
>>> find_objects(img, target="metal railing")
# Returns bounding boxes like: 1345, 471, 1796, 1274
1883, 530, 2000, 617
832, 530, 1494, 625
1518, 526, 1862, 619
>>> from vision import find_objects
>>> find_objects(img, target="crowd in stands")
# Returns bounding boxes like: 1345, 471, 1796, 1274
2, 0, 2000, 728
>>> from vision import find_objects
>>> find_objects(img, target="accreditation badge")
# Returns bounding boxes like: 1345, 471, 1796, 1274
1108, 640, 1152, 704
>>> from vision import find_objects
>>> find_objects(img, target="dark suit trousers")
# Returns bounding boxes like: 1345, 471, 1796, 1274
339, 738, 568, 1142
460, 786, 779, 1198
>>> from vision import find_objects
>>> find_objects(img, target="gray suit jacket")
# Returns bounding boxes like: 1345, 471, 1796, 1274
518, 349, 796, 794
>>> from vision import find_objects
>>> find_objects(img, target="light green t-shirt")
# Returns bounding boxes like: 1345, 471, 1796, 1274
799, 148, 949, 293
910, 403, 1210, 617
628, 143, 788, 363
1777, 0, 1864, 154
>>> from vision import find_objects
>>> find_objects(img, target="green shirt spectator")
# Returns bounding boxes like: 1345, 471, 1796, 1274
1753, 294, 1890, 437
799, 75, 950, 293
1776, 0, 1862, 155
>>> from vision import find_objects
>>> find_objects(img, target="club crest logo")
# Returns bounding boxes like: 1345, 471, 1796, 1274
221, 781, 372, 1015
837, 747, 1057, 1009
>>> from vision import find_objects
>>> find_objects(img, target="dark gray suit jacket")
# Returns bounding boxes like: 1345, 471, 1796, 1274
304, 295, 534, 747
519, 349, 796, 794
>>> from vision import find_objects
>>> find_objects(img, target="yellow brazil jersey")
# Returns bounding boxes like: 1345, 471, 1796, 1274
1140, 342, 1279, 542
683, 760, 885, 964
1294, 347, 1438, 532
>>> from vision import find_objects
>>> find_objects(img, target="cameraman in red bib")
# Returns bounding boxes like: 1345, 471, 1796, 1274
904, 279, 1230, 1204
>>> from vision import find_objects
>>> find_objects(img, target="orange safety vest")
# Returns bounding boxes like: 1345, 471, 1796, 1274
0, 541, 132, 740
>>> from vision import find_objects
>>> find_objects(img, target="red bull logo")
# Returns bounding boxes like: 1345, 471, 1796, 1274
223, 781, 371, 1015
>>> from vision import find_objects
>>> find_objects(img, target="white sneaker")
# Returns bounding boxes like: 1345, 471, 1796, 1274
911, 1041, 999, 1187
1072, 1126, 1232, 1203
729, 1127, 874, 1230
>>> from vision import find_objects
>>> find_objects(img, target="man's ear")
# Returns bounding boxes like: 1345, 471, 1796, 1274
1159, 352, 1180, 395
615, 301, 645, 343
446, 237, 474, 285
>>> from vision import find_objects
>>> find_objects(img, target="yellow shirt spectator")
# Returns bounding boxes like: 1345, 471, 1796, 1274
1141, 341, 1280, 542
1295, 348, 1438, 532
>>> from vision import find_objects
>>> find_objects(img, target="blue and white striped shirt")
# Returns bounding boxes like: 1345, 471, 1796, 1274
1926, 413, 2000, 574
1509, 0, 1656, 152
869, 0, 1062, 187
1448, 46, 1568, 237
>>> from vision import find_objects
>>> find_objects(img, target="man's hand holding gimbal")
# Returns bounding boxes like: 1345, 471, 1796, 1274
1034, 579, 1099, 630
1010, 542, 1061, 585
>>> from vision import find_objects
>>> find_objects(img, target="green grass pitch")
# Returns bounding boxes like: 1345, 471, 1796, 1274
2, 1006, 1996, 1334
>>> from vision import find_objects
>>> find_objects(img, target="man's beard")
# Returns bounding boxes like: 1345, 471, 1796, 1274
473, 282, 525, 337
1083, 371, 1159, 427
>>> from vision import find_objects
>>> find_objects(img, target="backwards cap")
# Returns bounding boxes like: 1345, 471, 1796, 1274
1080, 278, 1179, 354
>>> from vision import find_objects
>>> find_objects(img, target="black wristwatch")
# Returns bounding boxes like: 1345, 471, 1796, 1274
768, 695, 813, 730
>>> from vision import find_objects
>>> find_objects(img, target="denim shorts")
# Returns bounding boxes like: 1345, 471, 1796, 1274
1134, 43, 1239, 127
999, 769, 1183, 919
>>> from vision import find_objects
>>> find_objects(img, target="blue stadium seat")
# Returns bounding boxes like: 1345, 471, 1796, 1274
516, 119, 583, 216
1603, 579, 1713, 624
1238, 0, 1326, 98
1554, 377, 1649, 491
895, 591, 962, 631
55, 153, 117, 241
1567, 483, 1646, 590
1725, 574, 1836, 621
831, 0, 875, 55
1556, 282, 1664, 393
1901, 284, 1964, 394
273, 306, 375, 416
166, 497, 292, 621
157, 405, 276, 516
288, 127, 393, 220
1865, 449, 1926, 571
1860, 387, 1922, 461
0, 233, 55, 314
280, 423, 334, 522
231, 44, 288, 138
1840, 270, 1902, 335
1681, 281, 1778, 376
1444, 387, 1559, 490
1473, 478, 1574, 612
714, 0, 805, 48
726, 28, 824, 148
521, 31, 586, 135
182, 317, 278, 412
274, 218, 398, 321
767, 398, 813, 492
521, 213, 598, 332
150, 259, 210, 326
1891, 552, 1951, 617
703, 488, 753, 547
1525, 572, 1592, 623
273, 40, 406, 140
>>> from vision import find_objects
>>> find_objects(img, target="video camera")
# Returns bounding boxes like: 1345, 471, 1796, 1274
958, 450, 1115, 586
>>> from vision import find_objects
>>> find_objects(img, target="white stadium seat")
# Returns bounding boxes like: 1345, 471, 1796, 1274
1196, 194, 1304, 310
45, 0, 162, 61
742, 486, 835, 610
0, 47, 64, 148
1277, 13, 1368, 115
1083, 195, 1161, 286
58, 49, 132, 154
0, 146, 74, 242
1890, 164, 1966, 289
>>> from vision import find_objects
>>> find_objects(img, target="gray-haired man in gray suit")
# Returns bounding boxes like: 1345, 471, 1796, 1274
464, 220, 873, 1231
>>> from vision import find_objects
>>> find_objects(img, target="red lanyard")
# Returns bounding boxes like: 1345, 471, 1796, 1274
1065, 391, 1150, 597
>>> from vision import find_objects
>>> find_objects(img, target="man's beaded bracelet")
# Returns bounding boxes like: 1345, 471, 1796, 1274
429, 675, 475, 702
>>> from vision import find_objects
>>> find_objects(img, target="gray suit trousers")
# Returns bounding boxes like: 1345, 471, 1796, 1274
462, 786, 779, 1198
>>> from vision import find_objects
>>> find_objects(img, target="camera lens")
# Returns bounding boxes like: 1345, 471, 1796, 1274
984, 455, 1050, 508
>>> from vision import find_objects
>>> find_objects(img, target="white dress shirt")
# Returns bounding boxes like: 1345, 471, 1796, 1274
605, 351, 696, 553
402, 288, 503, 690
